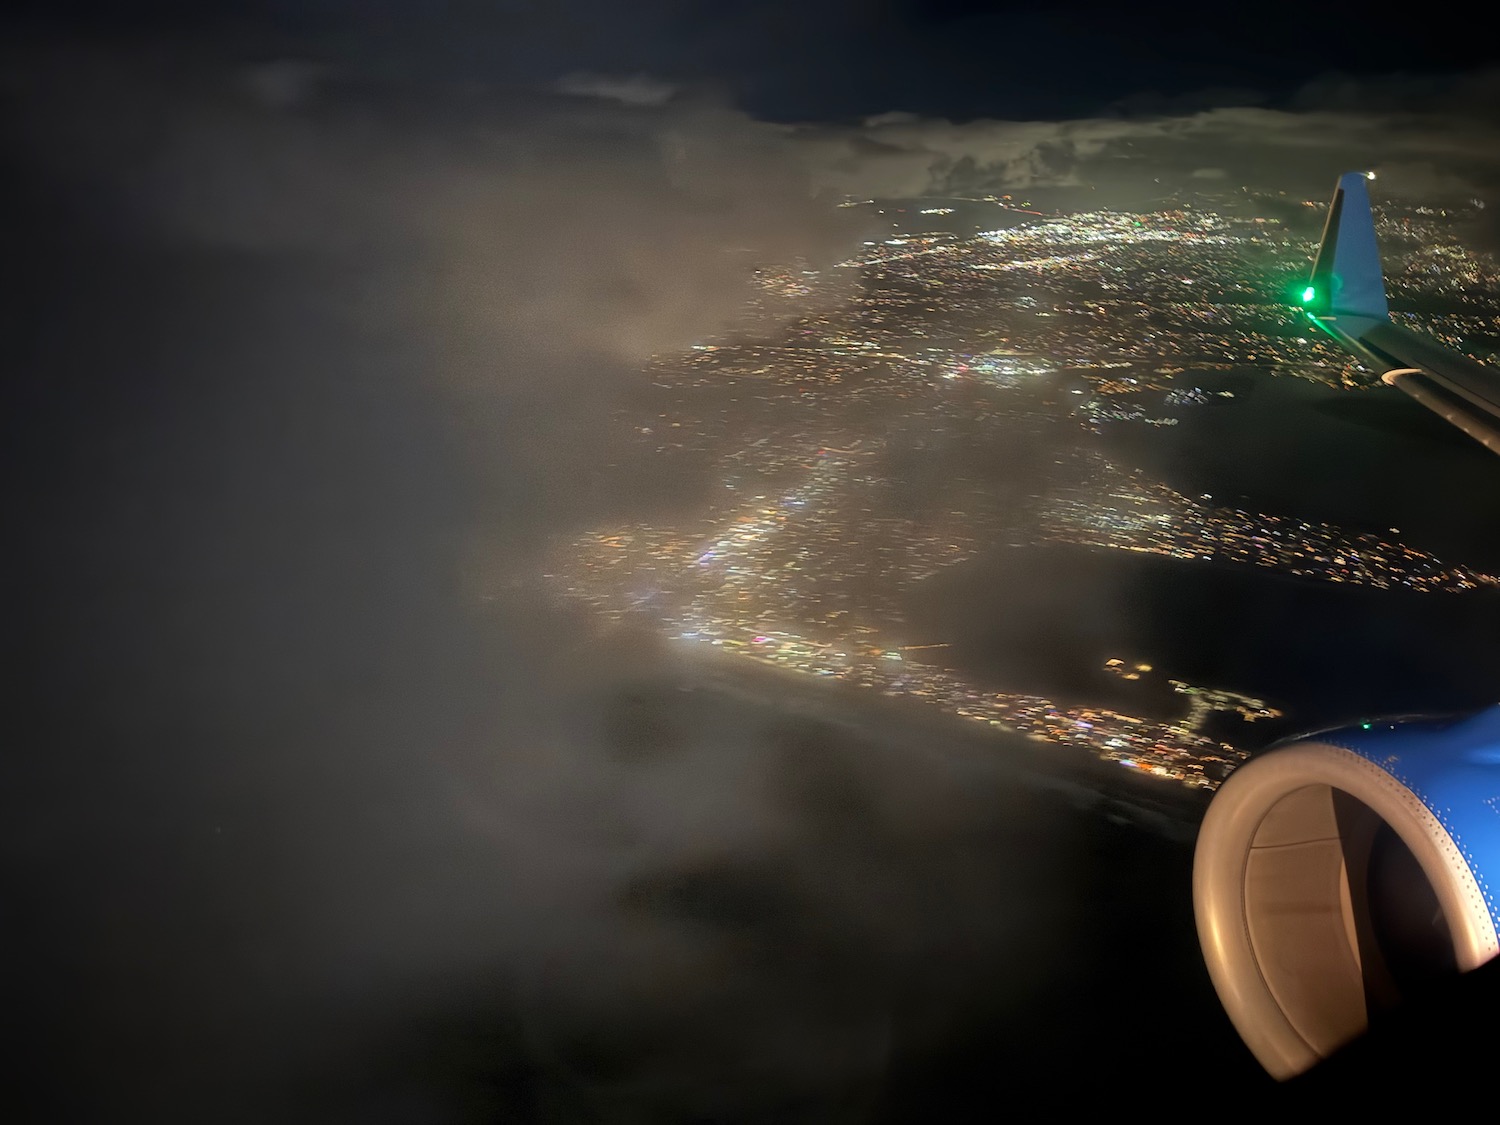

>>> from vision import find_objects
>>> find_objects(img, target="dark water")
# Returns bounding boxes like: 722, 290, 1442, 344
913, 543, 1500, 747
1098, 369, 1500, 570
907, 367, 1500, 744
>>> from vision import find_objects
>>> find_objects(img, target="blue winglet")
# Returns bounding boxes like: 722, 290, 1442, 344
1307, 172, 1390, 321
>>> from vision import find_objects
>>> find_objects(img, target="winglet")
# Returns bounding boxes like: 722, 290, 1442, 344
1303, 172, 1389, 321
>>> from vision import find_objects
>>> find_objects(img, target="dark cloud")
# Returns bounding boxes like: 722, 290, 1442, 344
4, 42, 873, 543
785, 88, 1500, 204
4, 37, 1097, 1123
555, 72, 679, 107
3, 41, 862, 1121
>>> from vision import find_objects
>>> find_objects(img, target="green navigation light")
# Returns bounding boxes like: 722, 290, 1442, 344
1301, 285, 1316, 303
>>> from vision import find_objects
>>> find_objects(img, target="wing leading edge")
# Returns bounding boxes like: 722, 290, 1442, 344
1301, 171, 1500, 455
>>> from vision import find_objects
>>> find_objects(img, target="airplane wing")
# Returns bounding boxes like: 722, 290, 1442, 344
1301, 170, 1500, 454
1190, 172, 1500, 1082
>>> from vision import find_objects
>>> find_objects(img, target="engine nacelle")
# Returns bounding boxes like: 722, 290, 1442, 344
1193, 706, 1500, 1078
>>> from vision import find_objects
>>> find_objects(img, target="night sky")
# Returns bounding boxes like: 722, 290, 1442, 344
9, 4, 1500, 1122
11, 1, 1500, 121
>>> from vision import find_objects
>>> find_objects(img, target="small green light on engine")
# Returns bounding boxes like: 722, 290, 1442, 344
1301, 285, 1316, 303
1361, 722, 1372, 730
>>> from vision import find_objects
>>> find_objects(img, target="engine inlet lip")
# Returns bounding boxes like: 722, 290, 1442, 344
1193, 741, 1498, 1079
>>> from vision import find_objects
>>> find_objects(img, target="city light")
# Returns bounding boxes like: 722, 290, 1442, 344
542, 189, 1499, 792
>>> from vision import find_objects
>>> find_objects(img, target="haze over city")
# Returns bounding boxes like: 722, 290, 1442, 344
9, 3, 1500, 1120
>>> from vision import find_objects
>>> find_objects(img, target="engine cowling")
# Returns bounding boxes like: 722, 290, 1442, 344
1193, 706, 1500, 1078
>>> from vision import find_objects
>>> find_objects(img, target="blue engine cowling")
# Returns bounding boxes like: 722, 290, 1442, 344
1193, 705, 1500, 1078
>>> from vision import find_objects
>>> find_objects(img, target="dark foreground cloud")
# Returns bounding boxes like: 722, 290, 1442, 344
4, 43, 877, 1122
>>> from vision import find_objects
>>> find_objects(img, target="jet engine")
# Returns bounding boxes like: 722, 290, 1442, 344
1193, 706, 1500, 1078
